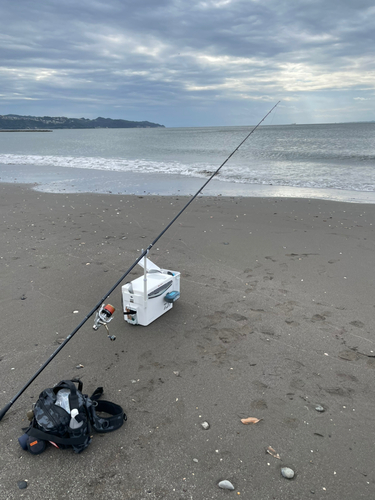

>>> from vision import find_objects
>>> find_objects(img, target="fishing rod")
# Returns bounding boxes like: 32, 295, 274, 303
0, 101, 280, 422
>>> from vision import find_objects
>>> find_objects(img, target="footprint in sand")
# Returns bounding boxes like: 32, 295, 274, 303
311, 314, 326, 322
265, 256, 277, 262
323, 387, 354, 397
290, 378, 305, 390
350, 320, 364, 328
338, 350, 360, 361
336, 372, 358, 382
252, 380, 269, 391
285, 319, 300, 326
251, 399, 268, 410
276, 300, 298, 314
263, 274, 274, 281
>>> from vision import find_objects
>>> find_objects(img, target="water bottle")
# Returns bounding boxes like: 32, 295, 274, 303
70, 408, 83, 429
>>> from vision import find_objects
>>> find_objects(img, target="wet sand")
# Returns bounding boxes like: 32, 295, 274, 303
1, 182, 375, 499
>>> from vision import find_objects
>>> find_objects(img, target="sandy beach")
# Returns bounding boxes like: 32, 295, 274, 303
1, 182, 375, 499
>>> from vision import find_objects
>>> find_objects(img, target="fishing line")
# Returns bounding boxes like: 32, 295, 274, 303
0, 101, 280, 422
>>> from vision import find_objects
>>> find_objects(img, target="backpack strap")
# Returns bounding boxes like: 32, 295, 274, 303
54, 379, 82, 412
90, 386, 104, 401
91, 400, 126, 432
88, 387, 126, 433
55, 379, 83, 393
26, 425, 90, 447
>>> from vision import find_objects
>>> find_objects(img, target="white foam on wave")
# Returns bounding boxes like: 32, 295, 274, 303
0, 153, 204, 176
1, 153, 375, 193
217, 162, 375, 192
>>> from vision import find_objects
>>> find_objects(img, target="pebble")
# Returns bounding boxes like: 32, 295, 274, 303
17, 481, 28, 490
281, 467, 295, 479
315, 405, 325, 412
218, 480, 235, 490
193, 458, 198, 463
201, 421, 210, 430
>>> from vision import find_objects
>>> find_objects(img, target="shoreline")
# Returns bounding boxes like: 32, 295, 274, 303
0, 129, 52, 133
1, 183, 375, 499
1, 164, 375, 204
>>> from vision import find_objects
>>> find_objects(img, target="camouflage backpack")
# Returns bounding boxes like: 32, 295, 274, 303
21, 379, 126, 454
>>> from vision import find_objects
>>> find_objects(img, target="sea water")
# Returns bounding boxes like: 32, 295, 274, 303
0, 122, 374, 203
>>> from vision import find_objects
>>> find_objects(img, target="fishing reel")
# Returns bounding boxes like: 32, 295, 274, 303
93, 303, 116, 341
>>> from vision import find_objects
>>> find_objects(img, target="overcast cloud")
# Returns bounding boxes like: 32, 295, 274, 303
0, 0, 374, 126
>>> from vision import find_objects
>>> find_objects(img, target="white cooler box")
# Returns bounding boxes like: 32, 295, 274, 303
121, 258, 180, 326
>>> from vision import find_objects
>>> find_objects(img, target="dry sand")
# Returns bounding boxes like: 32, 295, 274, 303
1, 182, 375, 499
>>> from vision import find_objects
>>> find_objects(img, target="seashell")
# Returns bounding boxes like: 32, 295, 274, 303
266, 446, 281, 459
281, 467, 295, 479
218, 480, 235, 490
241, 417, 261, 425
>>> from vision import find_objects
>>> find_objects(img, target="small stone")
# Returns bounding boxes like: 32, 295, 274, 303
173, 371, 180, 377
17, 481, 28, 490
315, 405, 324, 412
281, 467, 295, 479
193, 458, 198, 463
201, 421, 210, 430
218, 480, 235, 490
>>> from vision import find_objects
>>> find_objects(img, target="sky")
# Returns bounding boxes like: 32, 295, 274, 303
1, 0, 374, 127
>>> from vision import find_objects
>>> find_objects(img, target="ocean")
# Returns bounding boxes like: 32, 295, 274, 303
0, 122, 375, 203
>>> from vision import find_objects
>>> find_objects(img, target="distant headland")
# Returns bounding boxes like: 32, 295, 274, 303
0, 114, 165, 130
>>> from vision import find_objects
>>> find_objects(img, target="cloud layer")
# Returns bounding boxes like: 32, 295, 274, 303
1, 0, 374, 126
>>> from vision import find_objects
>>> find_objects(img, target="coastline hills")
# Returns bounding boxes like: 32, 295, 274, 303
0, 114, 165, 130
